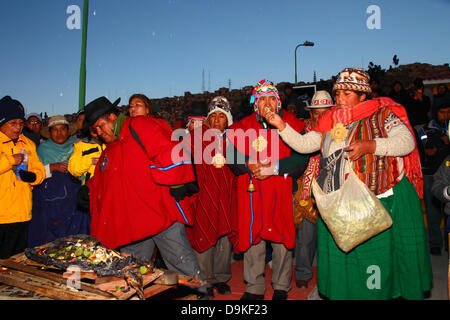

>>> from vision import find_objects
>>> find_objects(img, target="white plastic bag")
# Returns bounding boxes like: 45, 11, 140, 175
312, 161, 393, 253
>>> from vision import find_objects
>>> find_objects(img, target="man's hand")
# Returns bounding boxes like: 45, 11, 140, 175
263, 110, 286, 131
344, 140, 376, 161
12, 153, 24, 165
50, 162, 68, 173
248, 161, 276, 180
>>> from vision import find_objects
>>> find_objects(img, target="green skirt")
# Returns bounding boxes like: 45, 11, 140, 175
317, 177, 433, 300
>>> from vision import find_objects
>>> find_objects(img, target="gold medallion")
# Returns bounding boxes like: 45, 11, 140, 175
330, 122, 348, 143
252, 136, 268, 152
212, 153, 226, 168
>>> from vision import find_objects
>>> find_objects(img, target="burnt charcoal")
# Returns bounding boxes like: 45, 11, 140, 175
25, 234, 153, 278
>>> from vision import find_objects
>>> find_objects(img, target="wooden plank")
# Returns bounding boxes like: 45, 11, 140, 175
152, 271, 205, 287
0, 259, 114, 299
11, 254, 60, 271
95, 275, 135, 300
176, 294, 199, 300
177, 274, 205, 287
143, 284, 173, 299
11, 253, 97, 279
95, 269, 164, 300
0, 269, 110, 300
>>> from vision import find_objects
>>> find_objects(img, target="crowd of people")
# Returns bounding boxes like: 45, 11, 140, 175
0, 67, 449, 300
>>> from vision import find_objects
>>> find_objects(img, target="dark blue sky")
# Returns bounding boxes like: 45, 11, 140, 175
1, 0, 449, 116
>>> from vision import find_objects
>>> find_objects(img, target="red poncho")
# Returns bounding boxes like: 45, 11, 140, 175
89, 116, 196, 249
183, 125, 235, 253
226, 111, 305, 252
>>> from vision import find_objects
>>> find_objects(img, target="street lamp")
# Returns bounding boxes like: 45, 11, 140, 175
294, 41, 314, 85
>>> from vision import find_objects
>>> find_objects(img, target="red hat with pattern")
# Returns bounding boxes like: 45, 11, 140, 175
305, 90, 334, 110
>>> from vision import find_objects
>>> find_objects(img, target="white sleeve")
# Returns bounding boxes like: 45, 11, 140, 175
278, 123, 322, 154
45, 164, 52, 179
374, 113, 415, 157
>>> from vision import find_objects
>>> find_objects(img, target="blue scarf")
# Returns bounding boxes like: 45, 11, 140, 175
37, 136, 76, 165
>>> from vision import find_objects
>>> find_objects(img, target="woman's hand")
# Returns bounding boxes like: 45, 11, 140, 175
344, 140, 376, 161
50, 162, 68, 173
263, 110, 286, 131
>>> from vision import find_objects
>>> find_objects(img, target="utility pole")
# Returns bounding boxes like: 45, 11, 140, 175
78, 0, 89, 111
208, 71, 211, 92
202, 69, 205, 93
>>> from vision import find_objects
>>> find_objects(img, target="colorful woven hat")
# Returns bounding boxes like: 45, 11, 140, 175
333, 68, 372, 94
250, 79, 282, 114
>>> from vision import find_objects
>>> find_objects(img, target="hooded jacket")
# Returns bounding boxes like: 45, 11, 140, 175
0, 131, 45, 224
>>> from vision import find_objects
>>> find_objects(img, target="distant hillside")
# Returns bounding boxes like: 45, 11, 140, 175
295, 62, 450, 95
62, 62, 449, 125
383, 62, 450, 89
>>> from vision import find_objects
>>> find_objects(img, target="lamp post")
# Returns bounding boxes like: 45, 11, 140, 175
294, 41, 314, 85
78, 0, 89, 111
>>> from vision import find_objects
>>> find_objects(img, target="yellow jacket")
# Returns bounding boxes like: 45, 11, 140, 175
0, 131, 45, 224
68, 140, 104, 184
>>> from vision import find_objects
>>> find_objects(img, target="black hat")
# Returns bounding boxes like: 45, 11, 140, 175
0, 96, 25, 127
84, 96, 121, 129
184, 100, 207, 118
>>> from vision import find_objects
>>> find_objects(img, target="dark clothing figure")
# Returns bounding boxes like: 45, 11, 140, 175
27, 171, 90, 248
432, 86, 450, 117
22, 126, 41, 147
408, 93, 431, 127
418, 117, 449, 254
389, 82, 410, 107
419, 119, 449, 176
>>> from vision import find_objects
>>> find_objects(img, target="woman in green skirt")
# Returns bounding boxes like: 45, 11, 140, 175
263, 68, 432, 300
